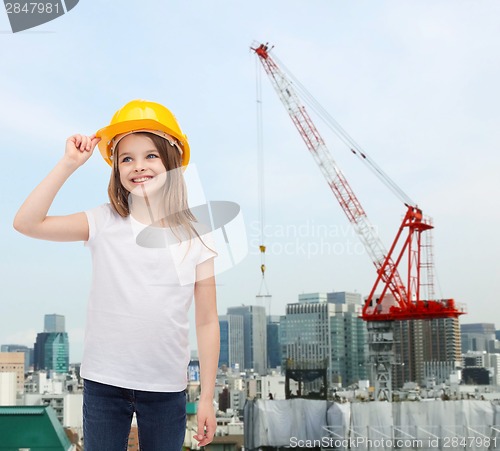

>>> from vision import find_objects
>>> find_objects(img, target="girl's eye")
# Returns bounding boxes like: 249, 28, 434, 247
147, 154, 159, 159
121, 156, 132, 163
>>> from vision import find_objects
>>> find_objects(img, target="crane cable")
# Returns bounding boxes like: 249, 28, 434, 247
255, 55, 271, 300
272, 54, 415, 207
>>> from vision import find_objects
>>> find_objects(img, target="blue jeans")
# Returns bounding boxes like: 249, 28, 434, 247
83, 379, 187, 451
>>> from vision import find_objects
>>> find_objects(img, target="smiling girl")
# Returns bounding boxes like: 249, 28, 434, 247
13, 100, 219, 451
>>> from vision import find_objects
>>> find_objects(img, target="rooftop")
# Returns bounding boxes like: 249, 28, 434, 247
0, 405, 72, 450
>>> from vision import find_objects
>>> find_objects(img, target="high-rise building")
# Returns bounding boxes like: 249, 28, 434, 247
34, 333, 69, 374
34, 314, 69, 374
393, 317, 461, 387
44, 314, 65, 333
461, 323, 497, 353
267, 316, 282, 369
226, 306, 267, 374
281, 292, 368, 388
218, 314, 244, 370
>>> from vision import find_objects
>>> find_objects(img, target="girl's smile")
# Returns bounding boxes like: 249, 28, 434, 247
131, 175, 154, 184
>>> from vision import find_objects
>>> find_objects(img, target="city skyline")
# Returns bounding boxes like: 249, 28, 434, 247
3, 305, 499, 366
2, 1, 499, 363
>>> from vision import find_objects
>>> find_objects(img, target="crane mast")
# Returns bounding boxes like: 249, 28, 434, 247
252, 43, 463, 322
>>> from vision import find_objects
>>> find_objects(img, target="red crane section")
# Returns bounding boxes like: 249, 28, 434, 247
252, 43, 464, 322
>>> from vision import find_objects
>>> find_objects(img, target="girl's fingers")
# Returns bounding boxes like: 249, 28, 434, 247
91, 136, 101, 146
67, 134, 99, 155
73, 135, 81, 148
83, 136, 91, 151
78, 135, 92, 151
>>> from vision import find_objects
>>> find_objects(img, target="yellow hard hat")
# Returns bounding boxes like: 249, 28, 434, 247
96, 99, 190, 167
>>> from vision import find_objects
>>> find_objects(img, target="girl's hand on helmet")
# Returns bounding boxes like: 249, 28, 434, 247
63, 134, 101, 167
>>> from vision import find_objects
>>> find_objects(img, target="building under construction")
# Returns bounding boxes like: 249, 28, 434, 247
393, 317, 462, 388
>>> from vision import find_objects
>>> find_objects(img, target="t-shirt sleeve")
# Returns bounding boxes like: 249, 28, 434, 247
84, 204, 113, 246
198, 231, 218, 265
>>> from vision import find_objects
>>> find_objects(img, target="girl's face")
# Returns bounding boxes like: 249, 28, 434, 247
117, 133, 167, 196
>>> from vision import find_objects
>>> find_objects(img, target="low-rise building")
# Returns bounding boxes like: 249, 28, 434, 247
0, 351, 25, 394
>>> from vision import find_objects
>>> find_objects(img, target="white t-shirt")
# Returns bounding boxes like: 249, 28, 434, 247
81, 203, 216, 392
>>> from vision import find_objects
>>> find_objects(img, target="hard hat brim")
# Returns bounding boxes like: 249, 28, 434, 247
96, 118, 190, 167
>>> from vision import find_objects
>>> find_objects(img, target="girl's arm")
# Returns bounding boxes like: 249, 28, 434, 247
193, 257, 219, 447
13, 134, 100, 242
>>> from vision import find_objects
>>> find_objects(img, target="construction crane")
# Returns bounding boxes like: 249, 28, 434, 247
252, 42, 465, 400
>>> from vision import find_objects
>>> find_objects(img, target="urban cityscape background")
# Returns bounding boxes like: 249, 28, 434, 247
2, 305, 500, 448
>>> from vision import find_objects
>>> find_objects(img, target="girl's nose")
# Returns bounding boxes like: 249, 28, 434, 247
134, 165, 146, 172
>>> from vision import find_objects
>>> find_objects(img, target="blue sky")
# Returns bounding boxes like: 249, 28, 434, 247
1, 1, 499, 362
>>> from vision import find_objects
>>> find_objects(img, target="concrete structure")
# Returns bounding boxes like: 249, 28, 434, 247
259, 373, 289, 400
25, 370, 66, 395
487, 353, 500, 385
0, 351, 25, 393
460, 351, 500, 386
219, 314, 244, 370
227, 305, 267, 374
423, 361, 458, 385
463, 350, 487, 368
281, 292, 368, 389
225, 373, 246, 414
229, 388, 246, 415
62, 393, 83, 429
0, 372, 17, 405
30, 393, 84, 428
22, 371, 83, 431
